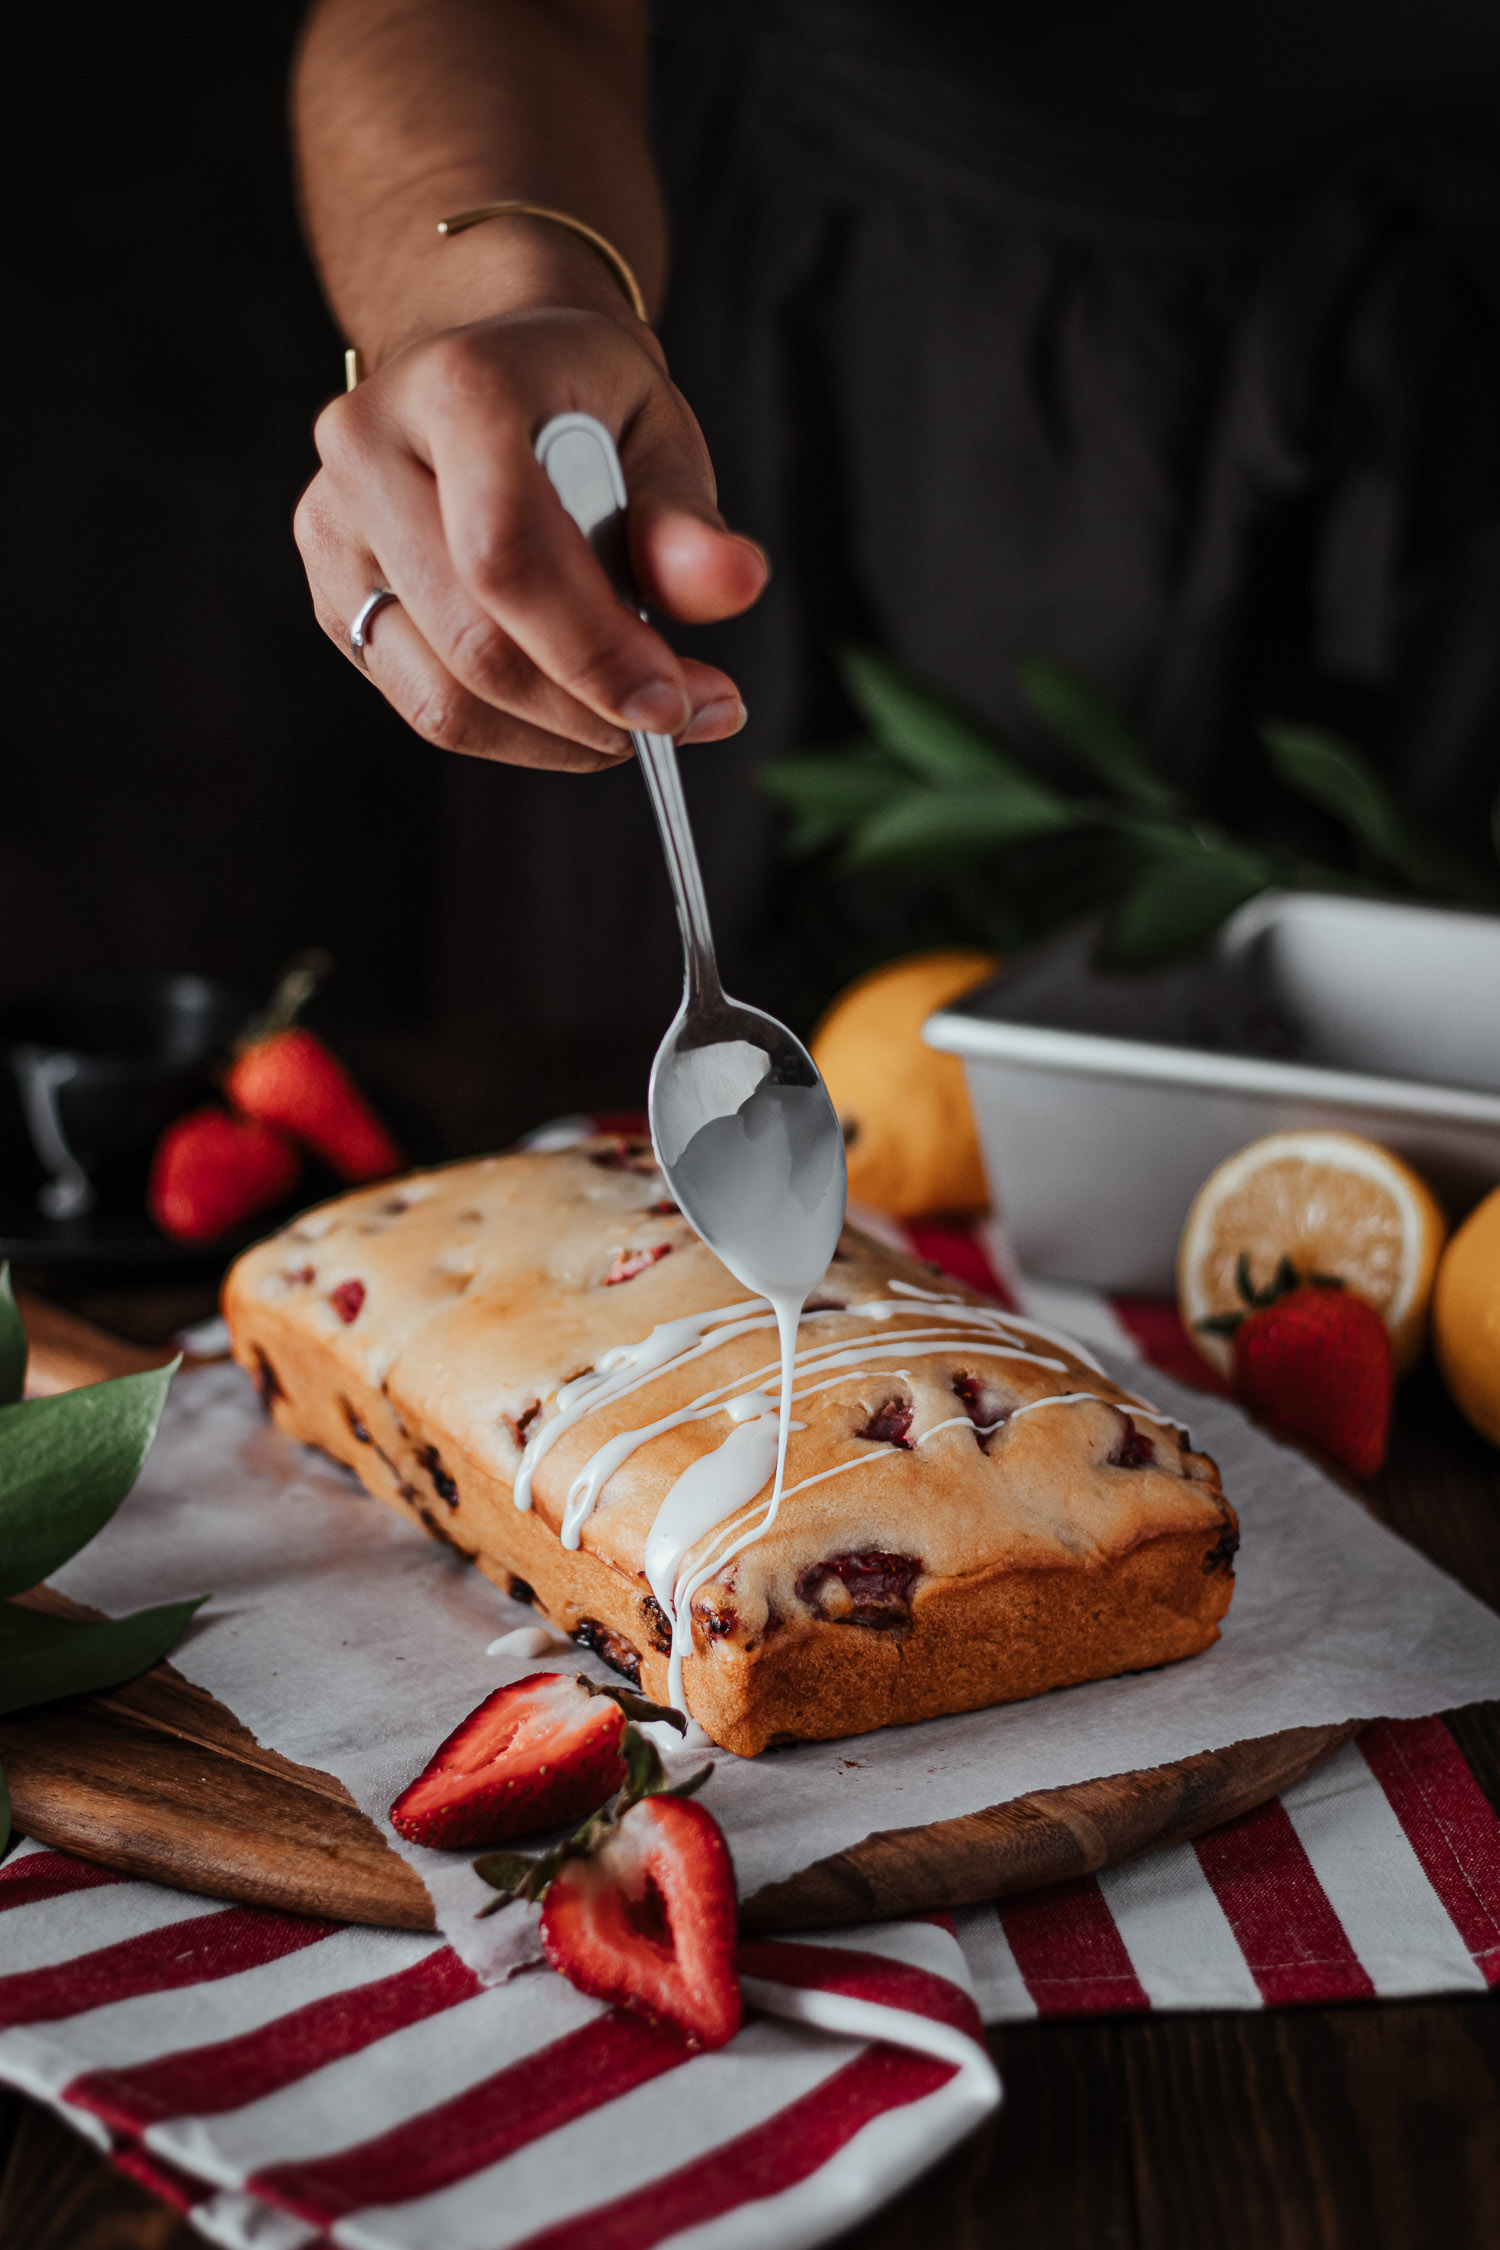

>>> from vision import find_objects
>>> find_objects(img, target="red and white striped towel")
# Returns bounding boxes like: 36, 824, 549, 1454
4, 1711, 1498, 2250
957, 1716, 1500, 2017
0, 1845, 996, 2250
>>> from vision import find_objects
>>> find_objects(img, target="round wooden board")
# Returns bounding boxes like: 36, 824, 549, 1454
7, 1592, 1361, 1935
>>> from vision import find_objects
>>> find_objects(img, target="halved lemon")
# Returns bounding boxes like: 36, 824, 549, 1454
1178, 1130, 1448, 1378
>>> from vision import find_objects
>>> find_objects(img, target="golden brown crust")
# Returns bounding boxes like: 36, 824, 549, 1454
223, 1142, 1236, 1756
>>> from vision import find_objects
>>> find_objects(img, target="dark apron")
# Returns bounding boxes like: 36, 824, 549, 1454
454, 0, 1500, 1078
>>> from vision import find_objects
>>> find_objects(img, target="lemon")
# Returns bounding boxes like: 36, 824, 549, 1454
1178, 1129, 1447, 1378
811, 949, 998, 1217
1432, 1187, 1500, 1446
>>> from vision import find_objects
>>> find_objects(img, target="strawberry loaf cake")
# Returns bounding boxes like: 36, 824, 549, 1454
222, 1137, 1237, 1756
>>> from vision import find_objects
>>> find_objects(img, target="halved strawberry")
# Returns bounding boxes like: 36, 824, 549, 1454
540, 1795, 741, 2049
390, 1673, 679, 1850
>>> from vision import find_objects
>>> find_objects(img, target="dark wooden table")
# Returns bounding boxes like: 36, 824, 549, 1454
3, 1334, 1497, 2250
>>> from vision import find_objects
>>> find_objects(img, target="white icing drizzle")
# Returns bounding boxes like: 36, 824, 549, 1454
875, 1280, 1112, 1375
553, 1327, 1069, 1553
915, 1414, 1009, 1444
508, 1279, 1146, 1720
486, 1624, 570, 1659
512, 1299, 768, 1512
918, 1393, 1186, 1443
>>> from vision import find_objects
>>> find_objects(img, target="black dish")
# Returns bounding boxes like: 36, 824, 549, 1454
1, 975, 252, 1260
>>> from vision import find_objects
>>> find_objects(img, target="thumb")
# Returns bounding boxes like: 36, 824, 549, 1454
622, 421, 769, 627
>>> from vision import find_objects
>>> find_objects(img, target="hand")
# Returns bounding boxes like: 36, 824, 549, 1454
294, 306, 768, 772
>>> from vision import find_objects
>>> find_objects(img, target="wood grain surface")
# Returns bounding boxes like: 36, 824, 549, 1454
4, 1301, 1353, 1934
3, 1304, 1497, 2250
2, 1589, 435, 1932
741, 1718, 1361, 1931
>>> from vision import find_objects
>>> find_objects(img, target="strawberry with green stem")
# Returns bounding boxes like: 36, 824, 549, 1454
475, 1725, 742, 2051
1199, 1255, 1393, 1479
225, 950, 402, 1183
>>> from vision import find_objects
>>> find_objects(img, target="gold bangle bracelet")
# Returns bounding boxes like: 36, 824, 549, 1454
435, 200, 649, 324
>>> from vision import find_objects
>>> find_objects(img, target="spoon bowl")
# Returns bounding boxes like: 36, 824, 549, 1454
650, 992, 846, 1300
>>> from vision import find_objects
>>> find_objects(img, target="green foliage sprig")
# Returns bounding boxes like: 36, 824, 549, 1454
0, 1267, 205, 1852
761, 651, 1500, 971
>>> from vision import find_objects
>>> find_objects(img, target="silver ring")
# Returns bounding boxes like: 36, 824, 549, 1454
349, 586, 399, 668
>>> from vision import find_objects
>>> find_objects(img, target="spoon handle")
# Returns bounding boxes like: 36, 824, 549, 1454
630, 726, 721, 1005
534, 412, 721, 1005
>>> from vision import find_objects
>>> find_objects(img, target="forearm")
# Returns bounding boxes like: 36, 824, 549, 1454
292, 0, 665, 368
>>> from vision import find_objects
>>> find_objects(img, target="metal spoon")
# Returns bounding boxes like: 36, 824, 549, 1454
534, 413, 846, 1288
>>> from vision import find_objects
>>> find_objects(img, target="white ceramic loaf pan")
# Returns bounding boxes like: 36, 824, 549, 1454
923, 892, 1500, 1295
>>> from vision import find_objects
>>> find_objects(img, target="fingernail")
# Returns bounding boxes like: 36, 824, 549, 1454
682, 696, 747, 743
735, 536, 772, 583
622, 679, 691, 734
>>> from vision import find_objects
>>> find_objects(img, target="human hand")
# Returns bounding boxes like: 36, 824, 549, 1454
294, 306, 767, 772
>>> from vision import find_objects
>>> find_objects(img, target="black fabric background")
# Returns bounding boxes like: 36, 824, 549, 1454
7, 2, 1500, 1166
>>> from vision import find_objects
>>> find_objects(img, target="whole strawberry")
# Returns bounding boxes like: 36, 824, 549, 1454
150, 1107, 301, 1244
225, 953, 401, 1184
1202, 1257, 1393, 1479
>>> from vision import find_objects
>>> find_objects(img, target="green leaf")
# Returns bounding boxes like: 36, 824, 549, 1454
0, 1361, 177, 1598
0, 1595, 205, 1716
759, 749, 905, 855
0, 1265, 25, 1408
838, 648, 1016, 787
1014, 656, 1181, 812
844, 782, 1081, 869
1260, 722, 1490, 898
619, 1725, 668, 1806
1097, 843, 1273, 970
760, 748, 906, 854
758, 749, 899, 817
471, 1848, 544, 1908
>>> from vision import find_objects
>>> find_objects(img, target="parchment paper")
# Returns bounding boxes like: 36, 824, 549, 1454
50, 1359, 1500, 1981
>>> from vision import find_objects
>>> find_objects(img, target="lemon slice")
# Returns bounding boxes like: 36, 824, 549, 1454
1178, 1130, 1447, 1377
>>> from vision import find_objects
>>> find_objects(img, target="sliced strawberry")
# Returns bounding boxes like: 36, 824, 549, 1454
148, 1106, 300, 1244
227, 1025, 402, 1184
390, 1672, 631, 1850
540, 1795, 741, 2049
